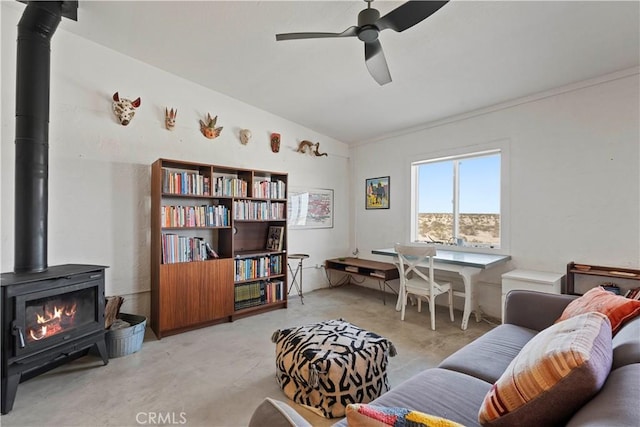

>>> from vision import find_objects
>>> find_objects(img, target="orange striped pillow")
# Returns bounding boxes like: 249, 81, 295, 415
556, 286, 640, 334
478, 312, 612, 426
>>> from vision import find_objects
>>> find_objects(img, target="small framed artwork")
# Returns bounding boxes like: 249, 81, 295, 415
266, 226, 284, 251
365, 176, 390, 210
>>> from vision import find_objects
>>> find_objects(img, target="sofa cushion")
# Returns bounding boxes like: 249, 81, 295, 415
345, 403, 464, 427
248, 398, 312, 427
333, 368, 492, 427
438, 324, 538, 384
478, 312, 613, 427
611, 316, 640, 369
565, 363, 640, 427
556, 286, 640, 334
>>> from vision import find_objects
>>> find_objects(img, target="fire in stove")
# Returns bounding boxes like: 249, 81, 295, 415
28, 302, 78, 341
24, 287, 95, 345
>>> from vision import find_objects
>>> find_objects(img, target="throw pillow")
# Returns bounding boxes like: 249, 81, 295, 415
346, 404, 464, 427
478, 311, 613, 427
556, 286, 640, 334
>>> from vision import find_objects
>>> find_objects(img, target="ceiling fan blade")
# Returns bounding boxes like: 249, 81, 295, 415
276, 26, 358, 41
376, 1, 448, 33
365, 40, 391, 86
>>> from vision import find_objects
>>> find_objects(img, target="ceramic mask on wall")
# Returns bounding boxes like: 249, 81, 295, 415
239, 129, 252, 145
112, 92, 141, 126
271, 133, 281, 152
200, 113, 223, 139
165, 108, 177, 130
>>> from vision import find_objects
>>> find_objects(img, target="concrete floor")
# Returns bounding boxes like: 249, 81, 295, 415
1, 285, 495, 427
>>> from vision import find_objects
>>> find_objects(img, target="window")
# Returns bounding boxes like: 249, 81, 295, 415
411, 150, 501, 249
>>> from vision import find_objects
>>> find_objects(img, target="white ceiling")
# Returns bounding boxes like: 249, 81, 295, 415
53, 1, 640, 143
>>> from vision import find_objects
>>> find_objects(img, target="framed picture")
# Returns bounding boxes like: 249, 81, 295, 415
287, 187, 334, 229
365, 176, 390, 209
266, 226, 284, 251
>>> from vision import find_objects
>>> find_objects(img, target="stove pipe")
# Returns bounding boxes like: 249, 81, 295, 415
13, 2, 64, 273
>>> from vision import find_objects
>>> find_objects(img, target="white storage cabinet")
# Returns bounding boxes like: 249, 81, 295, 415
501, 269, 564, 322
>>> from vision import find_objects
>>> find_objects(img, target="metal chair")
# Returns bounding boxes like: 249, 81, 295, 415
394, 243, 455, 330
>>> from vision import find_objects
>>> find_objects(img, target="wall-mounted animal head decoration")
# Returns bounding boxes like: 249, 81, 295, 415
270, 133, 281, 153
239, 129, 252, 145
165, 108, 177, 130
200, 113, 223, 139
112, 92, 141, 126
296, 140, 328, 157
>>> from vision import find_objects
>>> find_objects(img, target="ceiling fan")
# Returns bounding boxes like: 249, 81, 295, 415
275, 0, 449, 86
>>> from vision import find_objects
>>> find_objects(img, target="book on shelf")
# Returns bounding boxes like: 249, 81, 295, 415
161, 233, 218, 264
233, 200, 284, 220
162, 168, 209, 196
233, 280, 284, 310
205, 243, 219, 259
345, 265, 359, 273
214, 176, 247, 197
161, 204, 230, 228
252, 179, 286, 199
624, 287, 640, 299
234, 254, 282, 281
266, 226, 284, 251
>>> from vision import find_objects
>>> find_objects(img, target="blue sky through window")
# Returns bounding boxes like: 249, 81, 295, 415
418, 154, 500, 213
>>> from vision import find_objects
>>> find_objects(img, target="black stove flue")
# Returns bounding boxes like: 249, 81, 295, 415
13, 1, 73, 273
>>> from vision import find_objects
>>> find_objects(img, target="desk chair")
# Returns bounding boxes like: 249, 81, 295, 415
394, 243, 455, 330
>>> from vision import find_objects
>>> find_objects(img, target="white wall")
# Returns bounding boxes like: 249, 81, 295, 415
1, 3, 350, 317
351, 71, 640, 318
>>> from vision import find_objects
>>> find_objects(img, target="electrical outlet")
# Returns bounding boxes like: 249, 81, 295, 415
315, 264, 322, 269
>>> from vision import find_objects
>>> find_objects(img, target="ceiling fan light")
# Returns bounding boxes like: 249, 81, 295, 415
358, 26, 379, 43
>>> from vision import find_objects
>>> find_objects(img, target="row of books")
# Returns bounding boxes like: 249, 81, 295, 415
235, 255, 283, 281
161, 205, 230, 228
162, 169, 210, 196
234, 280, 285, 310
214, 176, 248, 197
233, 201, 286, 220
253, 180, 286, 199
162, 169, 286, 201
623, 287, 640, 299
161, 233, 218, 264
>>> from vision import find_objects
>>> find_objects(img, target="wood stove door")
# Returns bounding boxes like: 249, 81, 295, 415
10, 274, 105, 360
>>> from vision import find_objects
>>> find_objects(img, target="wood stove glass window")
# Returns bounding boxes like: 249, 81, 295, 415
25, 287, 97, 343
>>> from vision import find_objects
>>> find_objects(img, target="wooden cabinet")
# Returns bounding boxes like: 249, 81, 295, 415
566, 262, 639, 295
151, 158, 287, 338
157, 259, 234, 332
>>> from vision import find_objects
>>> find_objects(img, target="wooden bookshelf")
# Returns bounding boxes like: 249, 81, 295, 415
151, 158, 288, 338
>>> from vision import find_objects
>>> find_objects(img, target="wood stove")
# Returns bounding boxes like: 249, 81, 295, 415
1, 264, 108, 414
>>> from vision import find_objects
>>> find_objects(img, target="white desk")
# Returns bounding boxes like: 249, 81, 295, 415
372, 248, 511, 330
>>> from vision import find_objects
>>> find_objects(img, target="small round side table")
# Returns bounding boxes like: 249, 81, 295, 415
288, 254, 309, 304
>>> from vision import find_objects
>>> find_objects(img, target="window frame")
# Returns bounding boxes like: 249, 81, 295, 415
409, 142, 510, 254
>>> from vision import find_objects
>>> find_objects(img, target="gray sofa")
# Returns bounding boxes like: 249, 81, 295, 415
250, 290, 640, 426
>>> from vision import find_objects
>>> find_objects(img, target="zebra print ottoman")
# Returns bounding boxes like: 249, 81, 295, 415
271, 319, 397, 418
